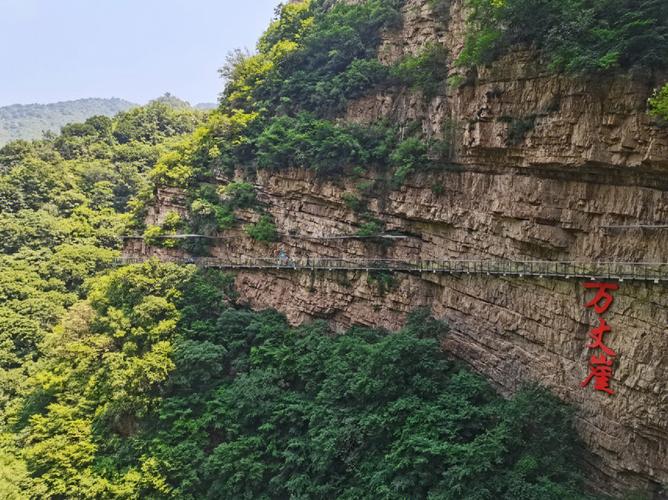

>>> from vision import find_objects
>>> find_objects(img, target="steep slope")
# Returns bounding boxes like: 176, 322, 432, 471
127, 0, 668, 495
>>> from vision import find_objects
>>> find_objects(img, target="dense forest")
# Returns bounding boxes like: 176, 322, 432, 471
0, 95, 219, 148
1, 0, 666, 497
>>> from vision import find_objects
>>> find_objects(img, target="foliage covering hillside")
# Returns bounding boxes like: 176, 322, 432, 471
0, 98, 137, 146
458, 0, 668, 72
0, 100, 206, 494
3, 0, 662, 496
5, 260, 588, 498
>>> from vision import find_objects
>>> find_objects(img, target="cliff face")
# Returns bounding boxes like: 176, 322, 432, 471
222, 167, 666, 496
131, 0, 668, 495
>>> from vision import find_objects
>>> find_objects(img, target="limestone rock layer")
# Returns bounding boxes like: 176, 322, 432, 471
133, 0, 668, 494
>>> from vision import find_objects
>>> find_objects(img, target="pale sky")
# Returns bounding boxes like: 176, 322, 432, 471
0, 0, 281, 106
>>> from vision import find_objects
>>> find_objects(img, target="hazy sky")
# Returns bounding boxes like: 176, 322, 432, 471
0, 0, 281, 106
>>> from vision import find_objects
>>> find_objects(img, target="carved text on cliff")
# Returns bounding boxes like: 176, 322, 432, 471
581, 282, 619, 396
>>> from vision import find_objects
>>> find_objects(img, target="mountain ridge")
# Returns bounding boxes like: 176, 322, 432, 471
0, 96, 218, 146
0, 97, 137, 145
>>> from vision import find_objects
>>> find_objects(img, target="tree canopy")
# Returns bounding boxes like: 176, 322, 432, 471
458, 0, 668, 73
6, 262, 589, 499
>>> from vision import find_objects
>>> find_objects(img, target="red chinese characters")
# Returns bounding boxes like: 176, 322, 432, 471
583, 282, 618, 314
587, 318, 616, 357
581, 354, 615, 395
581, 282, 619, 396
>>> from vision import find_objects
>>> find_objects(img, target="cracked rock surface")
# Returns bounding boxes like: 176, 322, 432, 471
130, 0, 668, 494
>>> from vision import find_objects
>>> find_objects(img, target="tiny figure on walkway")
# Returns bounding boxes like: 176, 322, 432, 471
277, 247, 288, 266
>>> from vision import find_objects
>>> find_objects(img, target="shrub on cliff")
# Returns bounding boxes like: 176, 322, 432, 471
245, 214, 279, 242
649, 83, 668, 121
219, 181, 258, 209
392, 44, 450, 99
190, 198, 235, 233
390, 137, 430, 184
255, 114, 367, 174
459, 0, 668, 73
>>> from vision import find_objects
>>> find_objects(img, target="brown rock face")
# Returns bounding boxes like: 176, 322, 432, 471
226, 167, 667, 496
130, 0, 668, 495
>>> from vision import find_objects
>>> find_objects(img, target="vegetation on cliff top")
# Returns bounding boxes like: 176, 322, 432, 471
458, 0, 668, 73
457, 0, 668, 126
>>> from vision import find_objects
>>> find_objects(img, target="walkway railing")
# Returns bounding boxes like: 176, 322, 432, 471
115, 256, 668, 283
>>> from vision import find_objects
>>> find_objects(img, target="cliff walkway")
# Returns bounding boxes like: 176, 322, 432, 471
116, 257, 668, 283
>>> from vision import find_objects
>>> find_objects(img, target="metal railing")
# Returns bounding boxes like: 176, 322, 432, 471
115, 256, 668, 283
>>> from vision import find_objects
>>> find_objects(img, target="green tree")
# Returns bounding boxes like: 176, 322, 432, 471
245, 214, 278, 242
649, 83, 668, 121
114, 100, 204, 145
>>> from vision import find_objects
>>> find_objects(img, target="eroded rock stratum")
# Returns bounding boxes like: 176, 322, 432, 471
130, 0, 668, 494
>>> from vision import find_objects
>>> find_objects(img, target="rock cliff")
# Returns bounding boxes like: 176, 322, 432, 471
129, 0, 668, 495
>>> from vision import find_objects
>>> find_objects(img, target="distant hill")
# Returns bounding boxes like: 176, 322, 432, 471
151, 93, 192, 109
151, 93, 216, 110
194, 102, 217, 110
0, 97, 137, 145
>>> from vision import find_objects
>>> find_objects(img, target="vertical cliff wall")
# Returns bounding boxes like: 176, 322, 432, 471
130, 0, 668, 495
222, 166, 667, 496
